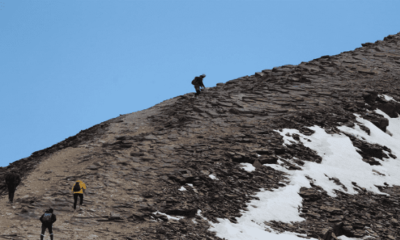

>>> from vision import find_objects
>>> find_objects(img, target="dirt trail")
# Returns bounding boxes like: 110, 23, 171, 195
0, 97, 180, 239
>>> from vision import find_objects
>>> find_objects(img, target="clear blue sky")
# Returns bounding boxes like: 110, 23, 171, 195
1, 1, 399, 167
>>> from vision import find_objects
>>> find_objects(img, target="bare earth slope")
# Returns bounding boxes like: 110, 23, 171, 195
1, 32, 400, 240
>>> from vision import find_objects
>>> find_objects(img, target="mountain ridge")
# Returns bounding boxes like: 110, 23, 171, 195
1, 32, 400, 240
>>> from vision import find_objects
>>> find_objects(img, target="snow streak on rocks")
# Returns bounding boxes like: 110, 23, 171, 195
212, 110, 400, 240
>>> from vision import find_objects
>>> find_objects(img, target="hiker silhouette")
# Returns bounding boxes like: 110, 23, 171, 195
191, 74, 206, 96
4, 169, 21, 203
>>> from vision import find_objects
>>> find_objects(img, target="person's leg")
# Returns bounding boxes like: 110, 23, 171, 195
40, 225, 46, 240
7, 185, 15, 203
7, 185, 12, 202
73, 194, 78, 209
10, 187, 15, 203
48, 225, 54, 240
195, 85, 200, 96
79, 194, 84, 206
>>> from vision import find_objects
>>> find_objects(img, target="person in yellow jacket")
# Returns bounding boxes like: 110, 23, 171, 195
71, 180, 86, 210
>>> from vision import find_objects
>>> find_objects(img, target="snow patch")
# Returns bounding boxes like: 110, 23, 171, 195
209, 174, 218, 180
379, 94, 398, 102
210, 218, 309, 240
178, 186, 187, 191
209, 113, 400, 239
239, 163, 255, 172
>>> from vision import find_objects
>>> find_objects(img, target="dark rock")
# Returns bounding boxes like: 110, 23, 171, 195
164, 207, 197, 217
376, 101, 400, 118
274, 148, 286, 155
299, 187, 321, 201
130, 211, 147, 220
154, 213, 169, 222
130, 152, 144, 157
363, 113, 389, 132
258, 156, 278, 164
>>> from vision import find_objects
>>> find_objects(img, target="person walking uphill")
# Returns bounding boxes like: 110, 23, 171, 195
39, 208, 56, 240
191, 74, 206, 96
4, 169, 21, 203
71, 180, 86, 210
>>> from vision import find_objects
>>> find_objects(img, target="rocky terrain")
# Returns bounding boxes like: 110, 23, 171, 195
1, 32, 400, 240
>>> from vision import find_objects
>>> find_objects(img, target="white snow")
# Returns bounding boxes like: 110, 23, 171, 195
179, 184, 199, 193
337, 236, 359, 240
153, 211, 184, 220
239, 163, 255, 172
209, 174, 218, 180
210, 219, 309, 240
208, 96, 400, 240
379, 94, 398, 102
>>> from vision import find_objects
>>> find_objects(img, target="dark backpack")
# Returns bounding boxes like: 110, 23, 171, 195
73, 182, 81, 192
5, 173, 20, 186
42, 213, 52, 223
192, 76, 201, 85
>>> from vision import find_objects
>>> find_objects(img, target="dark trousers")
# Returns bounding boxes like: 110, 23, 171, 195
7, 185, 16, 203
41, 224, 53, 240
73, 194, 84, 209
194, 85, 201, 96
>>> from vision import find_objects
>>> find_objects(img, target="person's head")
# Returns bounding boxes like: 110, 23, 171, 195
47, 208, 53, 213
200, 74, 206, 78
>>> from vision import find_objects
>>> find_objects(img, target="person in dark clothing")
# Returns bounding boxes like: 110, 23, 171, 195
4, 169, 21, 203
39, 208, 56, 240
191, 74, 206, 96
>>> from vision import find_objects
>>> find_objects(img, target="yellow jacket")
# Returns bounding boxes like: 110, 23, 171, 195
71, 180, 86, 194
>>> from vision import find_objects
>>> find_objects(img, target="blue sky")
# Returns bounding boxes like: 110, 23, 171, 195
1, 0, 399, 166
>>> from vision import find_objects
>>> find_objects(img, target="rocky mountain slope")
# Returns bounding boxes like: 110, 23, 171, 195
1, 32, 400, 240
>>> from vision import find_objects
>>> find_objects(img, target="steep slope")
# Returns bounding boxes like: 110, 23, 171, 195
1, 32, 400, 240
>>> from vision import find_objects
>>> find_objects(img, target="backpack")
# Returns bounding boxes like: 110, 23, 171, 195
5, 173, 19, 185
42, 213, 52, 223
192, 76, 202, 86
73, 182, 81, 192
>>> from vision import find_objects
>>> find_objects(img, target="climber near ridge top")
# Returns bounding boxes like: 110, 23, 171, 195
191, 74, 206, 97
